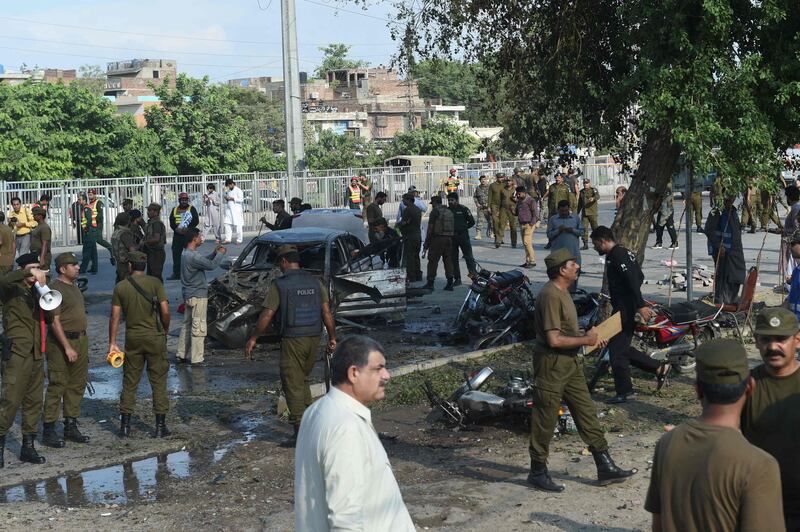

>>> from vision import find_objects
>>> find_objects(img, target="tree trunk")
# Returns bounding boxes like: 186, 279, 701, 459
611, 127, 681, 262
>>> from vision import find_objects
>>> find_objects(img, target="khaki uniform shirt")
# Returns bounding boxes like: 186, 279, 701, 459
30, 221, 52, 267
0, 270, 42, 358
488, 182, 505, 208
500, 186, 516, 212
48, 279, 86, 333
533, 281, 580, 353
0, 224, 15, 267
645, 419, 784, 532
578, 188, 600, 216
111, 275, 167, 337
548, 183, 571, 212
144, 218, 167, 251
741, 364, 800, 519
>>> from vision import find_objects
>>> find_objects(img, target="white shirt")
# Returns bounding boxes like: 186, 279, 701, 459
223, 186, 244, 226
295, 387, 415, 532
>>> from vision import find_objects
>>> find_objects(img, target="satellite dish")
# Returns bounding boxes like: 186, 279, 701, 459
34, 282, 62, 311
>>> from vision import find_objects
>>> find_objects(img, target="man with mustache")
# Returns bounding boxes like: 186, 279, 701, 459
294, 335, 414, 531
741, 307, 800, 531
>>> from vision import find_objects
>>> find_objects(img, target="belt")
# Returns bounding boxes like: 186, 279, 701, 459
64, 330, 86, 340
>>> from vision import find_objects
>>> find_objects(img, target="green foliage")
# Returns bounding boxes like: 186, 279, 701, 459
305, 130, 381, 170
146, 74, 255, 174
386, 119, 480, 162
0, 81, 171, 181
314, 43, 369, 79
72, 64, 106, 97
410, 59, 495, 127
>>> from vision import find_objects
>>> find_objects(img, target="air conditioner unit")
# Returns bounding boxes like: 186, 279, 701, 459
309, 92, 319, 100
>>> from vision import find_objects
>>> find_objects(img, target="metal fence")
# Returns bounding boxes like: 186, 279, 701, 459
0, 157, 629, 247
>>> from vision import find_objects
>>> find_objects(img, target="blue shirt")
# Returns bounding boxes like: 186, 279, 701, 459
789, 267, 800, 320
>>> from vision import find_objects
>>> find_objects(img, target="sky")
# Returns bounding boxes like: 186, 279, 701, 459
0, 0, 401, 81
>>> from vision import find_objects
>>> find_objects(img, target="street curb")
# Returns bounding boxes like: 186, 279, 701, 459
308, 341, 530, 399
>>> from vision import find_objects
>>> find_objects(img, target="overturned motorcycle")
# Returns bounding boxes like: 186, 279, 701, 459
422, 367, 576, 435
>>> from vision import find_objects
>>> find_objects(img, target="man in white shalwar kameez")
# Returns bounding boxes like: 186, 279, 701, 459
223, 178, 244, 244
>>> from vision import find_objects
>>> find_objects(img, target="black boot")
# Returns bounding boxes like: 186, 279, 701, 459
526, 460, 565, 492
120, 413, 131, 438
423, 280, 434, 290
444, 279, 454, 291
593, 450, 637, 485
20, 434, 46, 464
64, 417, 90, 444
42, 422, 65, 448
0, 435, 5, 468
152, 414, 170, 438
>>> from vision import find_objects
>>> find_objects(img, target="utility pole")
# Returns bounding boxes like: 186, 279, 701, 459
685, 166, 694, 301
281, 0, 305, 199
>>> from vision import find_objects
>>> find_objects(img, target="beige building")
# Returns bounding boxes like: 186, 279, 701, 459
104, 59, 176, 98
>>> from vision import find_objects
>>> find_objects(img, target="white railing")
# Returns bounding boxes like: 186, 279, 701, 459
0, 157, 629, 246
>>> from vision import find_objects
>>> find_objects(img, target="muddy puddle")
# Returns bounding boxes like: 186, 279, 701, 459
87, 364, 272, 400
0, 415, 267, 507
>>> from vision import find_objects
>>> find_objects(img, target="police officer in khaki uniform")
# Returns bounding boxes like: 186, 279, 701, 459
142, 203, 167, 282
487, 173, 507, 247
423, 196, 455, 291
41, 252, 90, 448
578, 179, 599, 250
0, 213, 14, 275
398, 193, 423, 282
740, 185, 760, 233
683, 178, 704, 232
244, 245, 336, 443
0, 252, 49, 466
472, 175, 492, 240
645, 339, 784, 531
527, 248, 636, 491
109, 250, 171, 438
30, 207, 52, 272
501, 179, 518, 248
111, 212, 137, 283
760, 188, 784, 232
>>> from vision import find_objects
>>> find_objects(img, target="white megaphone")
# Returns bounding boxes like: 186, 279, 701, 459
35, 282, 62, 311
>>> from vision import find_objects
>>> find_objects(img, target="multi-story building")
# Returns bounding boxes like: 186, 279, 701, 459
104, 59, 176, 98
0, 66, 76, 85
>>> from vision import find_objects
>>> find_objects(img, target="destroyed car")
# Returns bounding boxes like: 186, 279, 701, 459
207, 227, 407, 348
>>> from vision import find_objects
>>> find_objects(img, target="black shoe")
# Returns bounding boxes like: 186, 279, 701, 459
519, 263, 531, 268
544, 243, 551, 249
453, 279, 462, 287
444, 279, 454, 291
423, 281, 434, 290
605, 393, 636, 404
581, 243, 589, 250
748, 227, 756, 234
20, 434, 45, 464
152, 414, 170, 438
527, 461, 565, 492
655, 364, 671, 392
695, 226, 704, 233
175, 357, 189, 364
0, 435, 5, 468
64, 418, 90, 444
42, 422, 65, 448
669, 242, 679, 250
593, 450, 637, 486
494, 243, 501, 249
120, 413, 131, 438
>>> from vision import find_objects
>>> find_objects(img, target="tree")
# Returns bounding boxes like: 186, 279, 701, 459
383, 0, 800, 257
386, 119, 480, 162
145, 74, 252, 175
314, 43, 369, 79
410, 60, 495, 126
305, 130, 380, 170
73, 64, 106, 97
0, 81, 171, 181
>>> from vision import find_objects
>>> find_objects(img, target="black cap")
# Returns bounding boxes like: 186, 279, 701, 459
16, 252, 40, 268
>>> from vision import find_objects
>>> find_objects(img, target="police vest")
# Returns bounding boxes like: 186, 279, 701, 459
432, 206, 455, 236
80, 202, 99, 229
172, 206, 190, 227
446, 178, 459, 193
349, 185, 361, 204
276, 269, 323, 338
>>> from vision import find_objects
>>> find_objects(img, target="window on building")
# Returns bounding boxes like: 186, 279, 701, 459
375, 116, 388, 128
152, 70, 160, 79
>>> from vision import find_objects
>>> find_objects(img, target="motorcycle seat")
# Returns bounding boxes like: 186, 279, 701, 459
665, 300, 719, 324
491, 270, 525, 289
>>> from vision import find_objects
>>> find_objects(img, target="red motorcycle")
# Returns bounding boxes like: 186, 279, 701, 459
588, 299, 722, 391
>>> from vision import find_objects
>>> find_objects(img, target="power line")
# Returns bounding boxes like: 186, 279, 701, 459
0, 15, 396, 47
298, 0, 397, 23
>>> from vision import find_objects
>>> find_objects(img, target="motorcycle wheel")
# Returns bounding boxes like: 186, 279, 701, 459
473, 331, 517, 351
673, 324, 718, 374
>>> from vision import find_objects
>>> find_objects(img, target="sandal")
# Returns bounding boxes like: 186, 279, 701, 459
656, 363, 671, 392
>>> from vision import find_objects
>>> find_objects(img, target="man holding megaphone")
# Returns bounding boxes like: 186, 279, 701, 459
0, 252, 50, 467
41, 252, 90, 448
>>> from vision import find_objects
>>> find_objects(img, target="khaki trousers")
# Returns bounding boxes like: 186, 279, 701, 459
521, 224, 536, 264
177, 297, 208, 363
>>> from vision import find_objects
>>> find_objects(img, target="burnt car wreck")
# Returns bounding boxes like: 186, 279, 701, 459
207, 227, 407, 348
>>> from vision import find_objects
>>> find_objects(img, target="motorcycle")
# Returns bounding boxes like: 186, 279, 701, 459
453, 267, 535, 341
473, 288, 605, 350
422, 366, 575, 434
587, 298, 721, 391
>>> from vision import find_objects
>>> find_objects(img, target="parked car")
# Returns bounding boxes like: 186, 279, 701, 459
207, 227, 406, 348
